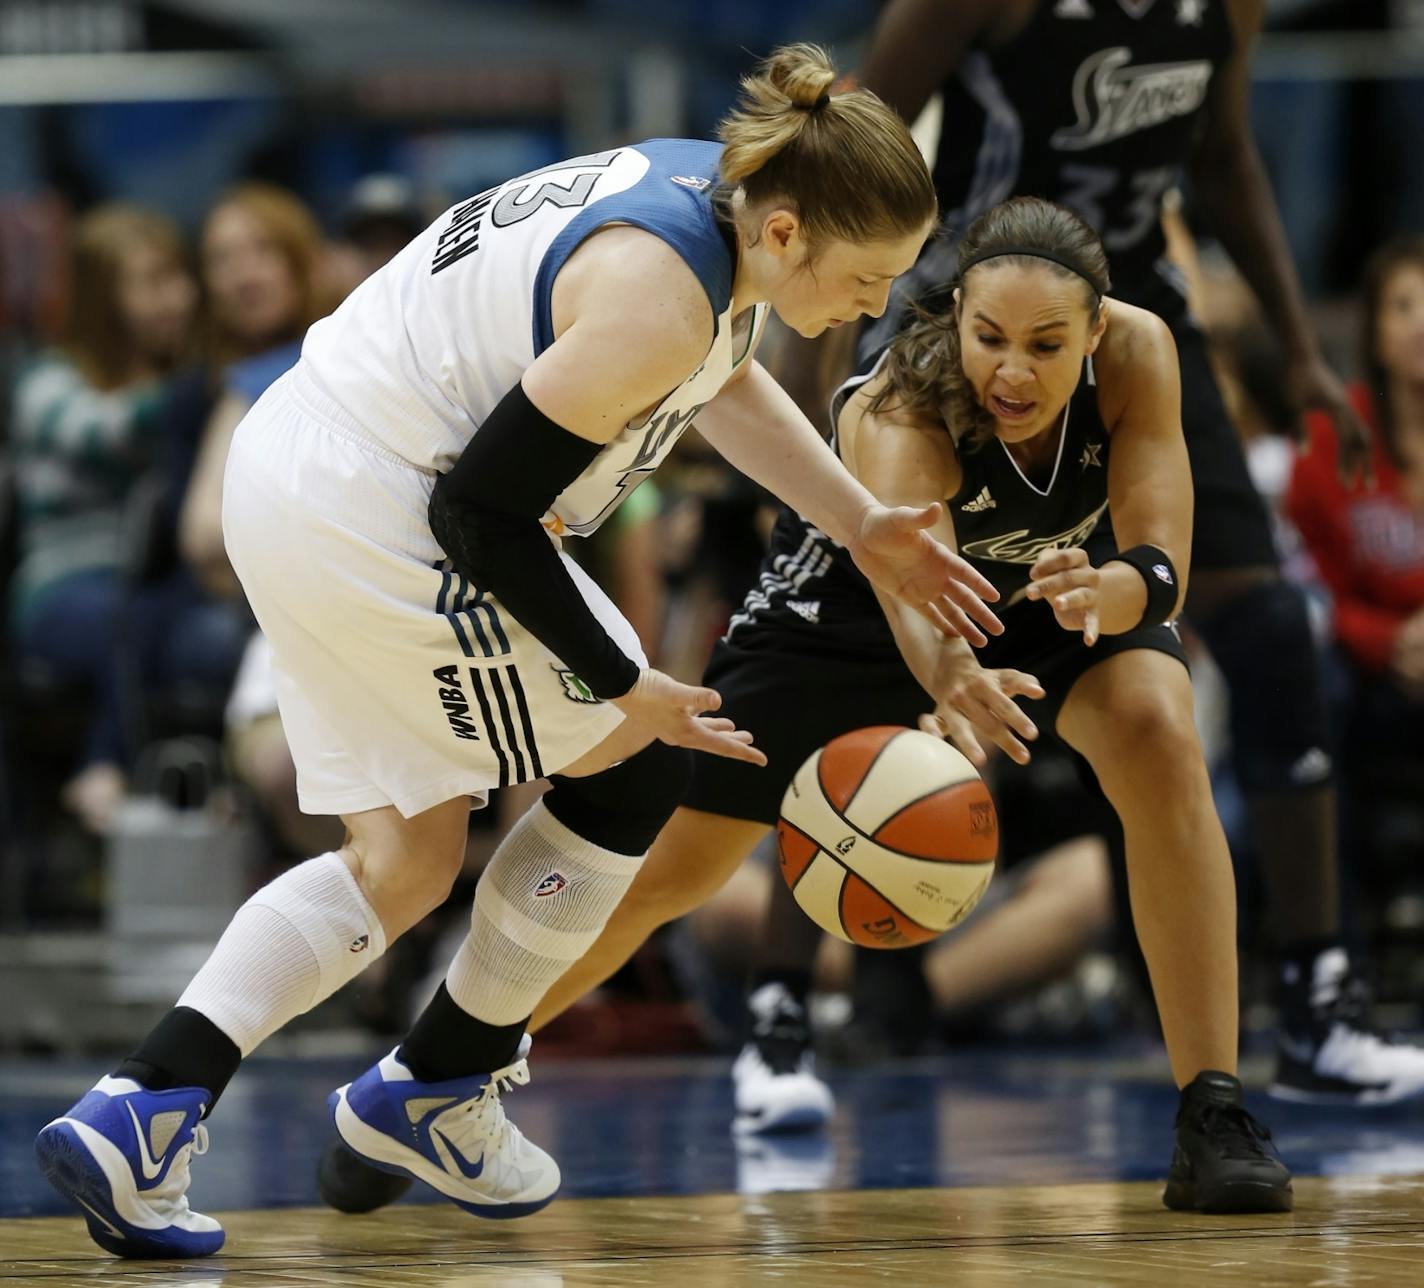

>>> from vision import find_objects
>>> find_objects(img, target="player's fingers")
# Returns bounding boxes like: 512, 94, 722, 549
891, 500, 942, 531
963, 699, 1031, 765
946, 552, 1001, 603
1052, 586, 1097, 613
1083, 609, 1100, 648
1030, 567, 1096, 601
987, 724, 1033, 765
689, 721, 767, 765
916, 598, 965, 641
983, 692, 1038, 743
998, 669, 1046, 700
921, 597, 989, 648
1029, 546, 1073, 579
929, 709, 986, 767
944, 582, 1004, 637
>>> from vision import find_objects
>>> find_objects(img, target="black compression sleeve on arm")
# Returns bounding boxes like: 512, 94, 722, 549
429, 380, 642, 700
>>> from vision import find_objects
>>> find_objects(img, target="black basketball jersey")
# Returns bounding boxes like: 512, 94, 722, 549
866, 0, 1232, 354
723, 357, 1113, 661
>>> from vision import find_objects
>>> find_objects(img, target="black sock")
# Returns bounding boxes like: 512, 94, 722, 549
113, 1007, 242, 1112
398, 983, 528, 1082
752, 968, 813, 1012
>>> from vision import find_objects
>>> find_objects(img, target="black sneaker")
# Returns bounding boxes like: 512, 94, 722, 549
316, 1138, 413, 1214
1272, 956, 1424, 1105
1163, 1071, 1293, 1214
731, 983, 833, 1134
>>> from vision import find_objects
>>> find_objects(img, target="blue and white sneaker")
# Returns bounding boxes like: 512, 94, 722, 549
328, 1035, 559, 1219
35, 1078, 222, 1259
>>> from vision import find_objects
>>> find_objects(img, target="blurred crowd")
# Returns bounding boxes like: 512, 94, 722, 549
2, 22, 1423, 1063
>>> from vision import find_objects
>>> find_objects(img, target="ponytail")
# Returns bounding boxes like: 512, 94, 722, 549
716, 43, 936, 251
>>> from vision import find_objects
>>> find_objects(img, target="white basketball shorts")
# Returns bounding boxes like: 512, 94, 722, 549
222, 366, 644, 819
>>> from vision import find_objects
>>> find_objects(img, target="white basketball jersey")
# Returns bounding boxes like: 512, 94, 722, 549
300, 139, 768, 537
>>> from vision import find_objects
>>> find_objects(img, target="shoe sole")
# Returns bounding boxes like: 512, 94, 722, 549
34, 1122, 225, 1259
329, 1086, 559, 1220
732, 1103, 831, 1136
1163, 1178, 1294, 1214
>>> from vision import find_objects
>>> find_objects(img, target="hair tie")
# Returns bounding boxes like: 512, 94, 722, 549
796, 92, 831, 111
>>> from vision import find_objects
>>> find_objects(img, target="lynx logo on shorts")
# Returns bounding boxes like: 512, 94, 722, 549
432, 665, 481, 741
553, 666, 600, 704
1052, 48, 1213, 151
534, 872, 567, 897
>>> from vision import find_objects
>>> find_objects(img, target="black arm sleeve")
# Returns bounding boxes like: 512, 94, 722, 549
428, 380, 642, 700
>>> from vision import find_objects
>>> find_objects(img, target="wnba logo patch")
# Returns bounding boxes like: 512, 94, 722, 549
534, 872, 567, 897
349, 935, 370, 953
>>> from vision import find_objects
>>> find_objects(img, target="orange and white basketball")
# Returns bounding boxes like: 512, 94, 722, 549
777, 726, 998, 948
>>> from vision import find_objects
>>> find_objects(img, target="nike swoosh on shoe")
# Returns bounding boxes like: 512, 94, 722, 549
431, 1125, 485, 1179
126, 1103, 166, 1181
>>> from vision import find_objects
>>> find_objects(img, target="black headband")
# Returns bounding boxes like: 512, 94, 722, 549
957, 246, 1104, 296
795, 92, 832, 111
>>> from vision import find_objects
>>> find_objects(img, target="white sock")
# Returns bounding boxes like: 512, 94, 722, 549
446, 800, 644, 1025
178, 852, 386, 1056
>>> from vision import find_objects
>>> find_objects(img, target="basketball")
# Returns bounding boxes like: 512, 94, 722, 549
777, 726, 998, 949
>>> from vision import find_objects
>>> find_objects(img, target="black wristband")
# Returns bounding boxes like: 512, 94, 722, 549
429, 381, 642, 700
1106, 544, 1180, 627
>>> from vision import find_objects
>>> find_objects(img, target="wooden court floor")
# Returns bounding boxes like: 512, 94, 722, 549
4, 1176, 1424, 1287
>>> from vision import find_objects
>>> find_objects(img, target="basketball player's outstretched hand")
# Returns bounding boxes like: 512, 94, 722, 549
850, 502, 1002, 647
920, 665, 1044, 767
1026, 547, 1101, 646
612, 669, 767, 766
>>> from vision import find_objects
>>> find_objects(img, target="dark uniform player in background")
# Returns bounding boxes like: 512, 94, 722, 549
759, 0, 1424, 1109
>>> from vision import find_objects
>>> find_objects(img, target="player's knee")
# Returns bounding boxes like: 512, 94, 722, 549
1097, 689, 1201, 778
619, 851, 715, 929
347, 828, 467, 931
545, 741, 693, 856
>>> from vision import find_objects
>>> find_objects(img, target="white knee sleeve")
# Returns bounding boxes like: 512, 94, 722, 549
446, 800, 644, 1024
178, 852, 386, 1056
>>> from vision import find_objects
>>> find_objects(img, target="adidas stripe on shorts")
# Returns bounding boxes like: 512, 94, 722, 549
222, 366, 645, 819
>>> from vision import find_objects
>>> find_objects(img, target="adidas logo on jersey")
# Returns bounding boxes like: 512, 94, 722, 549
786, 599, 821, 624
961, 487, 997, 513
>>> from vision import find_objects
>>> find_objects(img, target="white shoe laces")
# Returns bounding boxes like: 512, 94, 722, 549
144, 1124, 208, 1215
444, 1057, 531, 1163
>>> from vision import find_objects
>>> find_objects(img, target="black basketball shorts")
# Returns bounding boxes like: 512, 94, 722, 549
684, 599, 1188, 827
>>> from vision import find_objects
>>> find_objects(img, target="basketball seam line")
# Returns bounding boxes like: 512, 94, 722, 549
777, 821, 820, 893
818, 727, 904, 820
816, 838, 938, 937
877, 779, 989, 841
816, 789, 993, 866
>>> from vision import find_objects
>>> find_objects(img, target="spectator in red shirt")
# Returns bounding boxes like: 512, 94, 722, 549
1288, 234, 1424, 774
